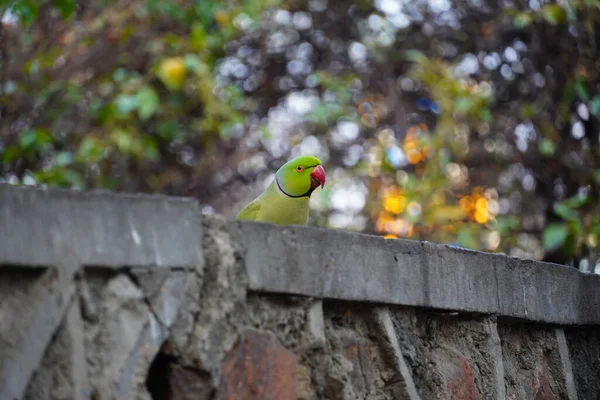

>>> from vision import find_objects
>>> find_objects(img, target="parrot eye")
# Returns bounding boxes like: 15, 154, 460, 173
296, 165, 303, 172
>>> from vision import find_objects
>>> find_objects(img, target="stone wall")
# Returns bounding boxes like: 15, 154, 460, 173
1, 184, 599, 400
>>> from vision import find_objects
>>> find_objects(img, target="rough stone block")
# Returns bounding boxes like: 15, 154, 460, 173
0, 253, 79, 400
564, 326, 600, 399
389, 310, 504, 399
24, 296, 89, 400
179, 217, 248, 379
296, 363, 315, 400
307, 300, 326, 346
215, 330, 297, 400
83, 270, 191, 399
555, 328, 578, 400
165, 274, 202, 359
168, 364, 213, 400
322, 302, 412, 400
499, 323, 569, 400
371, 307, 421, 400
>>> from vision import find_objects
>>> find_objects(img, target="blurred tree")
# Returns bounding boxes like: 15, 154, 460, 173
1, 0, 599, 269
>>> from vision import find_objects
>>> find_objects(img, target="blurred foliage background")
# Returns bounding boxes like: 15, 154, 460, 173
1, 0, 599, 269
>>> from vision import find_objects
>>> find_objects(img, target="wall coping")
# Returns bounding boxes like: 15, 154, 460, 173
2, 184, 599, 325
0, 184, 202, 268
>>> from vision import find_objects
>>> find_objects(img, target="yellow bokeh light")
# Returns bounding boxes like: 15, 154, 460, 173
404, 138, 419, 151
474, 208, 489, 224
158, 57, 186, 90
376, 212, 394, 232
459, 196, 473, 213
407, 149, 422, 164
401, 125, 431, 165
375, 205, 414, 237
383, 195, 407, 214
383, 234, 398, 239
475, 197, 488, 213
458, 187, 498, 224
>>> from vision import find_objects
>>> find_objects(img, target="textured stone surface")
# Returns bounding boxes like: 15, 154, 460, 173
499, 323, 569, 400
178, 216, 249, 382
321, 302, 412, 400
168, 364, 213, 400
388, 312, 504, 399
564, 326, 600, 399
1, 185, 600, 400
2, 184, 600, 325
0, 184, 202, 269
215, 330, 297, 400
0, 251, 79, 400
79, 269, 191, 400
24, 296, 89, 400
555, 328, 578, 400
371, 307, 421, 400
232, 220, 600, 325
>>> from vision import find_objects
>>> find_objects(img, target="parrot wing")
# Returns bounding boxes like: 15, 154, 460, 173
235, 199, 261, 220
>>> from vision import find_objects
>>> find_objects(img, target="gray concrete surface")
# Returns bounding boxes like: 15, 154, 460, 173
233, 220, 600, 325
1, 185, 600, 400
3, 184, 599, 325
0, 184, 202, 269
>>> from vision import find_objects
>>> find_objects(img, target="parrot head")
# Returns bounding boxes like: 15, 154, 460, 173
275, 155, 326, 198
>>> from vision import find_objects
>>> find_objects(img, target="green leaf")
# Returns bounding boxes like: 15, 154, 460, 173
111, 129, 133, 153
454, 97, 473, 115
541, 4, 567, 25
18, 128, 53, 151
1, 146, 21, 163
190, 22, 207, 50
61, 168, 84, 188
158, 121, 179, 139
538, 138, 555, 156
554, 203, 578, 221
115, 94, 138, 115
306, 103, 331, 124
493, 215, 519, 231
92, 102, 117, 123
589, 96, 600, 117
514, 12, 533, 29
33, 167, 84, 189
543, 223, 568, 251
561, 192, 588, 209
520, 103, 536, 119
141, 136, 159, 160
54, 151, 73, 166
456, 227, 478, 249
135, 87, 159, 120
113, 68, 128, 82
53, 0, 76, 19
480, 108, 493, 122
403, 50, 426, 63
77, 137, 105, 162
11, 0, 39, 26
575, 78, 589, 101
594, 169, 600, 184
19, 129, 38, 149
184, 54, 208, 75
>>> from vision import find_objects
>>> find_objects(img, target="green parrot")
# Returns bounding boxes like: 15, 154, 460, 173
236, 155, 326, 225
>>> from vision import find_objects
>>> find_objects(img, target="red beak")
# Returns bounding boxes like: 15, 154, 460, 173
310, 165, 326, 189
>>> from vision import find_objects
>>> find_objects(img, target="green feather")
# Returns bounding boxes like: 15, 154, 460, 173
235, 155, 324, 225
